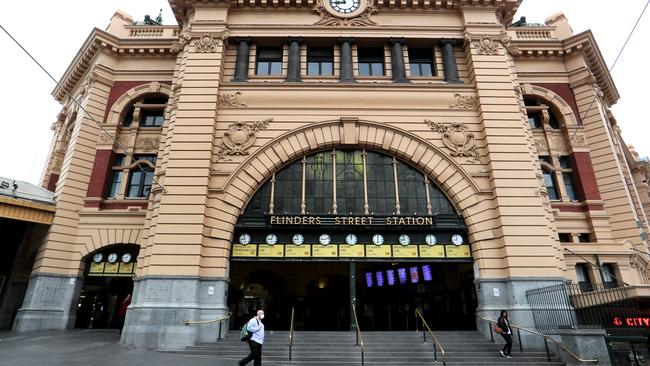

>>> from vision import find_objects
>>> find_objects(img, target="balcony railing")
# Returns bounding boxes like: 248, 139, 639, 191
506, 26, 556, 40
125, 26, 179, 39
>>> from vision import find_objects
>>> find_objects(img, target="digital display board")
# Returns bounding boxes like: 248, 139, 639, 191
409, 267, 420, 284
365, 272, 374, 288
397, 268, 407, 284
422, 265, 432, 282
375, 271, 385, 287
386, 269, 395, 285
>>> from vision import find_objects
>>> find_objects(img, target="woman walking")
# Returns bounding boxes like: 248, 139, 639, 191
497, 310, 513, 358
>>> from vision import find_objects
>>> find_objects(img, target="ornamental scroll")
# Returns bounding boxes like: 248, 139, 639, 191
424, 120, 479, 161
216, 118, 272, 161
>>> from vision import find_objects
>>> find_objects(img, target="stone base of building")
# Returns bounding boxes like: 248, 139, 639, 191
0, 279, 28, 329
120, 276, 229, 350
557, 329, 610, 365
13, 273, 82, 331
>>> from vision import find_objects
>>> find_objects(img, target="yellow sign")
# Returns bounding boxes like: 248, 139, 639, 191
258, 245, 284, 257
366, 245, 391, 258
233, 244, 257, 257
419, 245, 445, 258
119, 262, 134, 274
89, 262, 105, 273
392, 245, 418, 258
285, 245, 311, 257
312, 245, 338, 257
445, 245, 471, 258
339, 244, 364, 257
104, 262, 119, 274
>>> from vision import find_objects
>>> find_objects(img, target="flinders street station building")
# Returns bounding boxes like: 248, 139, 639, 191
2, 0, 649, 361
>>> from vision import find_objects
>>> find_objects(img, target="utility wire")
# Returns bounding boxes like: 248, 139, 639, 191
563, 247, 629, 286
0, 24, 166, 193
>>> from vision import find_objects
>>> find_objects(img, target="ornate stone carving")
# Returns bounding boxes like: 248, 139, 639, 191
549, 135, 567, 150
98, 133, 130, 146
424, 120, 478, 160
217, 92, 247, 108
171, 31, 192, 53
570, 133, 587, 147
136, 137, 160, 152
534, 138, 549, 151
195, 34, 217, 53
313, 0, 377, 26
449, 94, 479, 110
216, 118, 272, 161
466, 34, 511, 55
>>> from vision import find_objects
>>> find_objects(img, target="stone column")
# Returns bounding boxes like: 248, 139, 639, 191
389, 37, 408, 83
339, 37, 355, 83
232, 37, 251, 82
440, 39, 462, 83
286, 37, 302, 82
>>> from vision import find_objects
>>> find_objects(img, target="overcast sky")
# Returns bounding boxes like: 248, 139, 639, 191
1, 1, 648, 185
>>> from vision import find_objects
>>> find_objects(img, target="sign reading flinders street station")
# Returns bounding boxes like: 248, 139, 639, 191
232, 215, 471, 260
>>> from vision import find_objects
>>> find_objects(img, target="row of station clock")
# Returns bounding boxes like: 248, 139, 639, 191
238, 233, 465, 246
92, 252, 133, 264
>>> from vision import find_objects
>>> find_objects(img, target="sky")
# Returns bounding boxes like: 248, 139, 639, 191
0, 1, 648, 185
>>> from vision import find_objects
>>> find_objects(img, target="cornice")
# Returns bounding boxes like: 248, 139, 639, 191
52, 28, 178, 102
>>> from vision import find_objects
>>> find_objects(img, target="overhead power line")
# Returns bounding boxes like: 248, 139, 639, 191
0, 24, 166, 193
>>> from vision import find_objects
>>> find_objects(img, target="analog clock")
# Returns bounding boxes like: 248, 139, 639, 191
330, 0, 361, 14
372, 234, 384, 246
239, 233, 251, 245
425, 234, 437, 246
451, 234, 464, 246
345, 234, 358, 245
319, 234, 331, 245
292, 234, 304, 245
121, 253, 132, 263
266, 234, 278, 245
93, 253, 103, 263
107, 253, 118, 263
399, 234, 411, 246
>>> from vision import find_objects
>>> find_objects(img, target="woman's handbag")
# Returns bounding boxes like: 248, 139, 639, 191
494, 325, 503, 334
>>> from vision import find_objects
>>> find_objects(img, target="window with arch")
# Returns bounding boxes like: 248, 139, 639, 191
106, 154, 157, 199
244, 149, 457, 216
524, 97, 561, 130
539, 155, 578, 201
121, 95, 168, 128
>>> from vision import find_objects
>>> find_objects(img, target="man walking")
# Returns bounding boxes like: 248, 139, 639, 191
239, 309, 265, 366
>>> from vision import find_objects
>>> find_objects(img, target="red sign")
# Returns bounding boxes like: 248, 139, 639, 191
612, 317, 650, 327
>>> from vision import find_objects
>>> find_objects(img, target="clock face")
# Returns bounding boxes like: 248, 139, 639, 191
399, 234, 411, 246
372, 234, 384, 246
107, 253, 118, 263
345, 234, 358, 245
451, 234, 464, 246
93, 253, 103, 263
121, 253, 132, 263
239, 233, 251, 245
319, 234, 331, 245
330, 0, 361, 14
425, 234, 437, 246
266, 234, 278, 245
292, 234, 304, 245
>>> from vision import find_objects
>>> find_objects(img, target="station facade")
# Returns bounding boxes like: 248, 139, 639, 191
8, 0, 650, 351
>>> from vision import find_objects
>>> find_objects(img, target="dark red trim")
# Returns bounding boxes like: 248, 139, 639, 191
103, 81, 171, 122
552, 203, 605, 212
46, 174, 59, 192
86, 150, 113, 198
569, 152, 602, 201
84, 199, 149, 210
532, 83, 582, 125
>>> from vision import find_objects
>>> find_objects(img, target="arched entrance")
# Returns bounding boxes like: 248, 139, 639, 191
75, 244, 139, 329
228, 149, 476, 331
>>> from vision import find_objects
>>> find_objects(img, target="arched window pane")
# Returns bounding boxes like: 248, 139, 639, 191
274, 163, 302, 214
244, 183, 271, 214
429, 184, 455, 214
366, 151, 396, 215
335, 150, 364, 214
396, 162, 427, 215
305, 152, 333, 214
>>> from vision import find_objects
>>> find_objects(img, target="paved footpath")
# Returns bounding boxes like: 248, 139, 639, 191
0, 329, 275, 366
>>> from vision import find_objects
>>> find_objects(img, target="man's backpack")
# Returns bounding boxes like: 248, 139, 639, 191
240, 318, 258, 342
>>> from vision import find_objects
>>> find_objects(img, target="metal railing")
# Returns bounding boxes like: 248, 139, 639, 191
351, 303, 365, 366
477, 315, 598, 364
288, 307, 295, 361
414, 309, 446, 366
184, 312, 232, 341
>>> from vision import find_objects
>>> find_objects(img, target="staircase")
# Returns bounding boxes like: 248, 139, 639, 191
181, 330, 565, 365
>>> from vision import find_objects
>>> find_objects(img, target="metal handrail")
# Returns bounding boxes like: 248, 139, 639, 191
184, 312, 232, 341
351, 303, 365, 366
477, 315, 598, 364
415, 309, 446, 366
288, 307, 295, 361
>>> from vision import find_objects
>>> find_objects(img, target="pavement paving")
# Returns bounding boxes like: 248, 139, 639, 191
0, 329, 266, 366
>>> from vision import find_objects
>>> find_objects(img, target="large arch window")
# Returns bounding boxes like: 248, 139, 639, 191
244, 149, 456, 216
524, 97, 561, 130
121, 95, 168, 128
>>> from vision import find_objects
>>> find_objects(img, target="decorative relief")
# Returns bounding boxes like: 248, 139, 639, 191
534, 138, 549, 151
424, 120, 478, 161
313, 0, 377, 26
216, 118, 272, 161
97, 133, 130, 146
570, 133, 587, 147
136, 137, 160, 152
449, 94, 479, 110
171, 31, 192, 53
466, 34, 511, 56
549, 136, 567, 151
193, 31, 230, 53
217, 92, 247, 108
